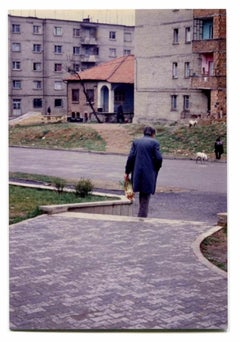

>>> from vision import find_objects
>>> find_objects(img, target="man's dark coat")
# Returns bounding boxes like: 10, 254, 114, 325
125, 136, 162, 194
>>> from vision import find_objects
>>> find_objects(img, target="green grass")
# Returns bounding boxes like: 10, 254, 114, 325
9, 121, 226, 158
9, 185, 117, 225
125, 122, 227, 158
9, 123, 106, 151
160, 122, 227, 157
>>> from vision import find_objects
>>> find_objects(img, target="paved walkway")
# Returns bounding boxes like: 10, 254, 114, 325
9, 212, 227, 331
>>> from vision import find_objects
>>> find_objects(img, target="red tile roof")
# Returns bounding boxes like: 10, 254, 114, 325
67, 55, 134, 84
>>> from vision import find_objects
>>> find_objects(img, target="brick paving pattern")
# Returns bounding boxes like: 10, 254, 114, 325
9, 213, 227, 331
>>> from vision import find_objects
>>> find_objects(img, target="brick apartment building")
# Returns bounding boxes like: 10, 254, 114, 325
8, 14, 134, 117
134, 9, 226, 123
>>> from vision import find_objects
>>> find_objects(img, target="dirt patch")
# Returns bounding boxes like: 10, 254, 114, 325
89, 123, 133, 154
200, 226, 227, 272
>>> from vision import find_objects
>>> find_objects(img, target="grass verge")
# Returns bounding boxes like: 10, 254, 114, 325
200, 225, 227, 272
9, 184, 117, 225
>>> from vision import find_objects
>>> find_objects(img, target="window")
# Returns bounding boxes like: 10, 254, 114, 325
109, 31, 116, 40
33, 44, 41, 53
33, 98, 42, 108
54, 63, 62, 72
73, 46, 81, 55
124, 49, 131, 56
172, 62, 178, 78
73, 63, 80, 72
109, 48, 116, 58
124, 32, 132, 42
173, 28, 179, 44
33, 81, 42, 89
86, 89, 94, 103
115, 89, 125, 102
33, 62, 41, 71
13, 99, 21, 110
184, 62, 190, 78
12, 80, 21, 89
193, 18, 213, 40
73, 28, 80, 37
171, 95, 177, 110
33, 25, 41, 34
54, 45, 62, 54
72, 89, 79, 102
54, 99, 62, 107
12, 61, 21, 70
54, 26, 62, 36
203, 19, 213, 40
12, 24, 20, 33
183, 95, 190, 110
185, 27, 191, 43
209, 61, 214, 76
12, 43, 21, 52
54, 81, 62, 90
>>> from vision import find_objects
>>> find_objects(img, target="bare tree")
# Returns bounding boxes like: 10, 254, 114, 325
68, 68, 102, 123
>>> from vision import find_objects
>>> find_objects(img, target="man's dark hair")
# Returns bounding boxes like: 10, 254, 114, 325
143, 126, 156, 136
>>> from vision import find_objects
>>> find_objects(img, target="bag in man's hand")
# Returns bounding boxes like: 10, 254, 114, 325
124, 179, 134, 201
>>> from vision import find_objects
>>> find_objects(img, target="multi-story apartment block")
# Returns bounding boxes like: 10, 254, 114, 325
134, 9, 226, 123
191, 9, 226, 118
8, 14, 134, 117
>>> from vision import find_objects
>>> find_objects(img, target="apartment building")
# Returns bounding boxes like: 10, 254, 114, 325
8, 14, 134, 117
134, 9, 226, 123
191, 9, 226, 118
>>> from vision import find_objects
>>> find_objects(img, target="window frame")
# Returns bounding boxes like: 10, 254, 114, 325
33, 98, 43, 108
173, 28, 179, 44
185, 27, 191, 43
33, 62, 42, 71
109, 48, 116, 58
172, 62, 178, 79
33, 80, 42, 90
12, 80, 22, 89
171, 95, 178, 111
54, 26, 62, 36
73, 46, 81, 55
12, 61, 21, 70
54, 63, 62, 72
183, 95, 190, 111
12, 24, 20, 33
184, 62, 190, 78
72, 89, 79, 103
12, 43, 21, 52
109, 31, 116, 40
54, 45, 62, 54
33, 44, 41, 53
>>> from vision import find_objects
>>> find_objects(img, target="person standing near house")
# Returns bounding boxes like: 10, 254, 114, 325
117, 104, 124, 123
214, 136, 224, 160
124, 126, 163, 217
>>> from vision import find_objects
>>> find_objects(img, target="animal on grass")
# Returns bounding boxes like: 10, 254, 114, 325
196, 152, 208, 163
189, 119, 198, 127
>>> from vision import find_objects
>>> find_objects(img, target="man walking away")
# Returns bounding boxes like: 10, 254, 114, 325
125, 126, 163, 217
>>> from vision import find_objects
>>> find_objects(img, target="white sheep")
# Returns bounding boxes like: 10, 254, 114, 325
189, 119, 198, 127
196, 152, 208, 163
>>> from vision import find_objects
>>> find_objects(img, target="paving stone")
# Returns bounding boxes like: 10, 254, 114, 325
9, 213, 227, 331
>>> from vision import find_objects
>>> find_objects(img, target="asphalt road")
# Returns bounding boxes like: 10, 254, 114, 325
9, 147, 227, 194
9, 147, 227, 225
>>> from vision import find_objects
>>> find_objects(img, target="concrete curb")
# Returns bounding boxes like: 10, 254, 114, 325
192, 225, 227, 278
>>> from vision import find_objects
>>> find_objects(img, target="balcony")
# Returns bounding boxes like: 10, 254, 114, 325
81, 37, 97, 45
192, 39, 221, 54
191, 74, 226, 90
80, 55, 98, 63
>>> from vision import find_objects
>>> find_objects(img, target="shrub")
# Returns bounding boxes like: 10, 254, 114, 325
53, 177, 66, 194
75, 178, 94, 198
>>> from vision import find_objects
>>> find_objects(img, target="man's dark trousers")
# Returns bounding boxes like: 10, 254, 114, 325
138, 192, 151, 217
